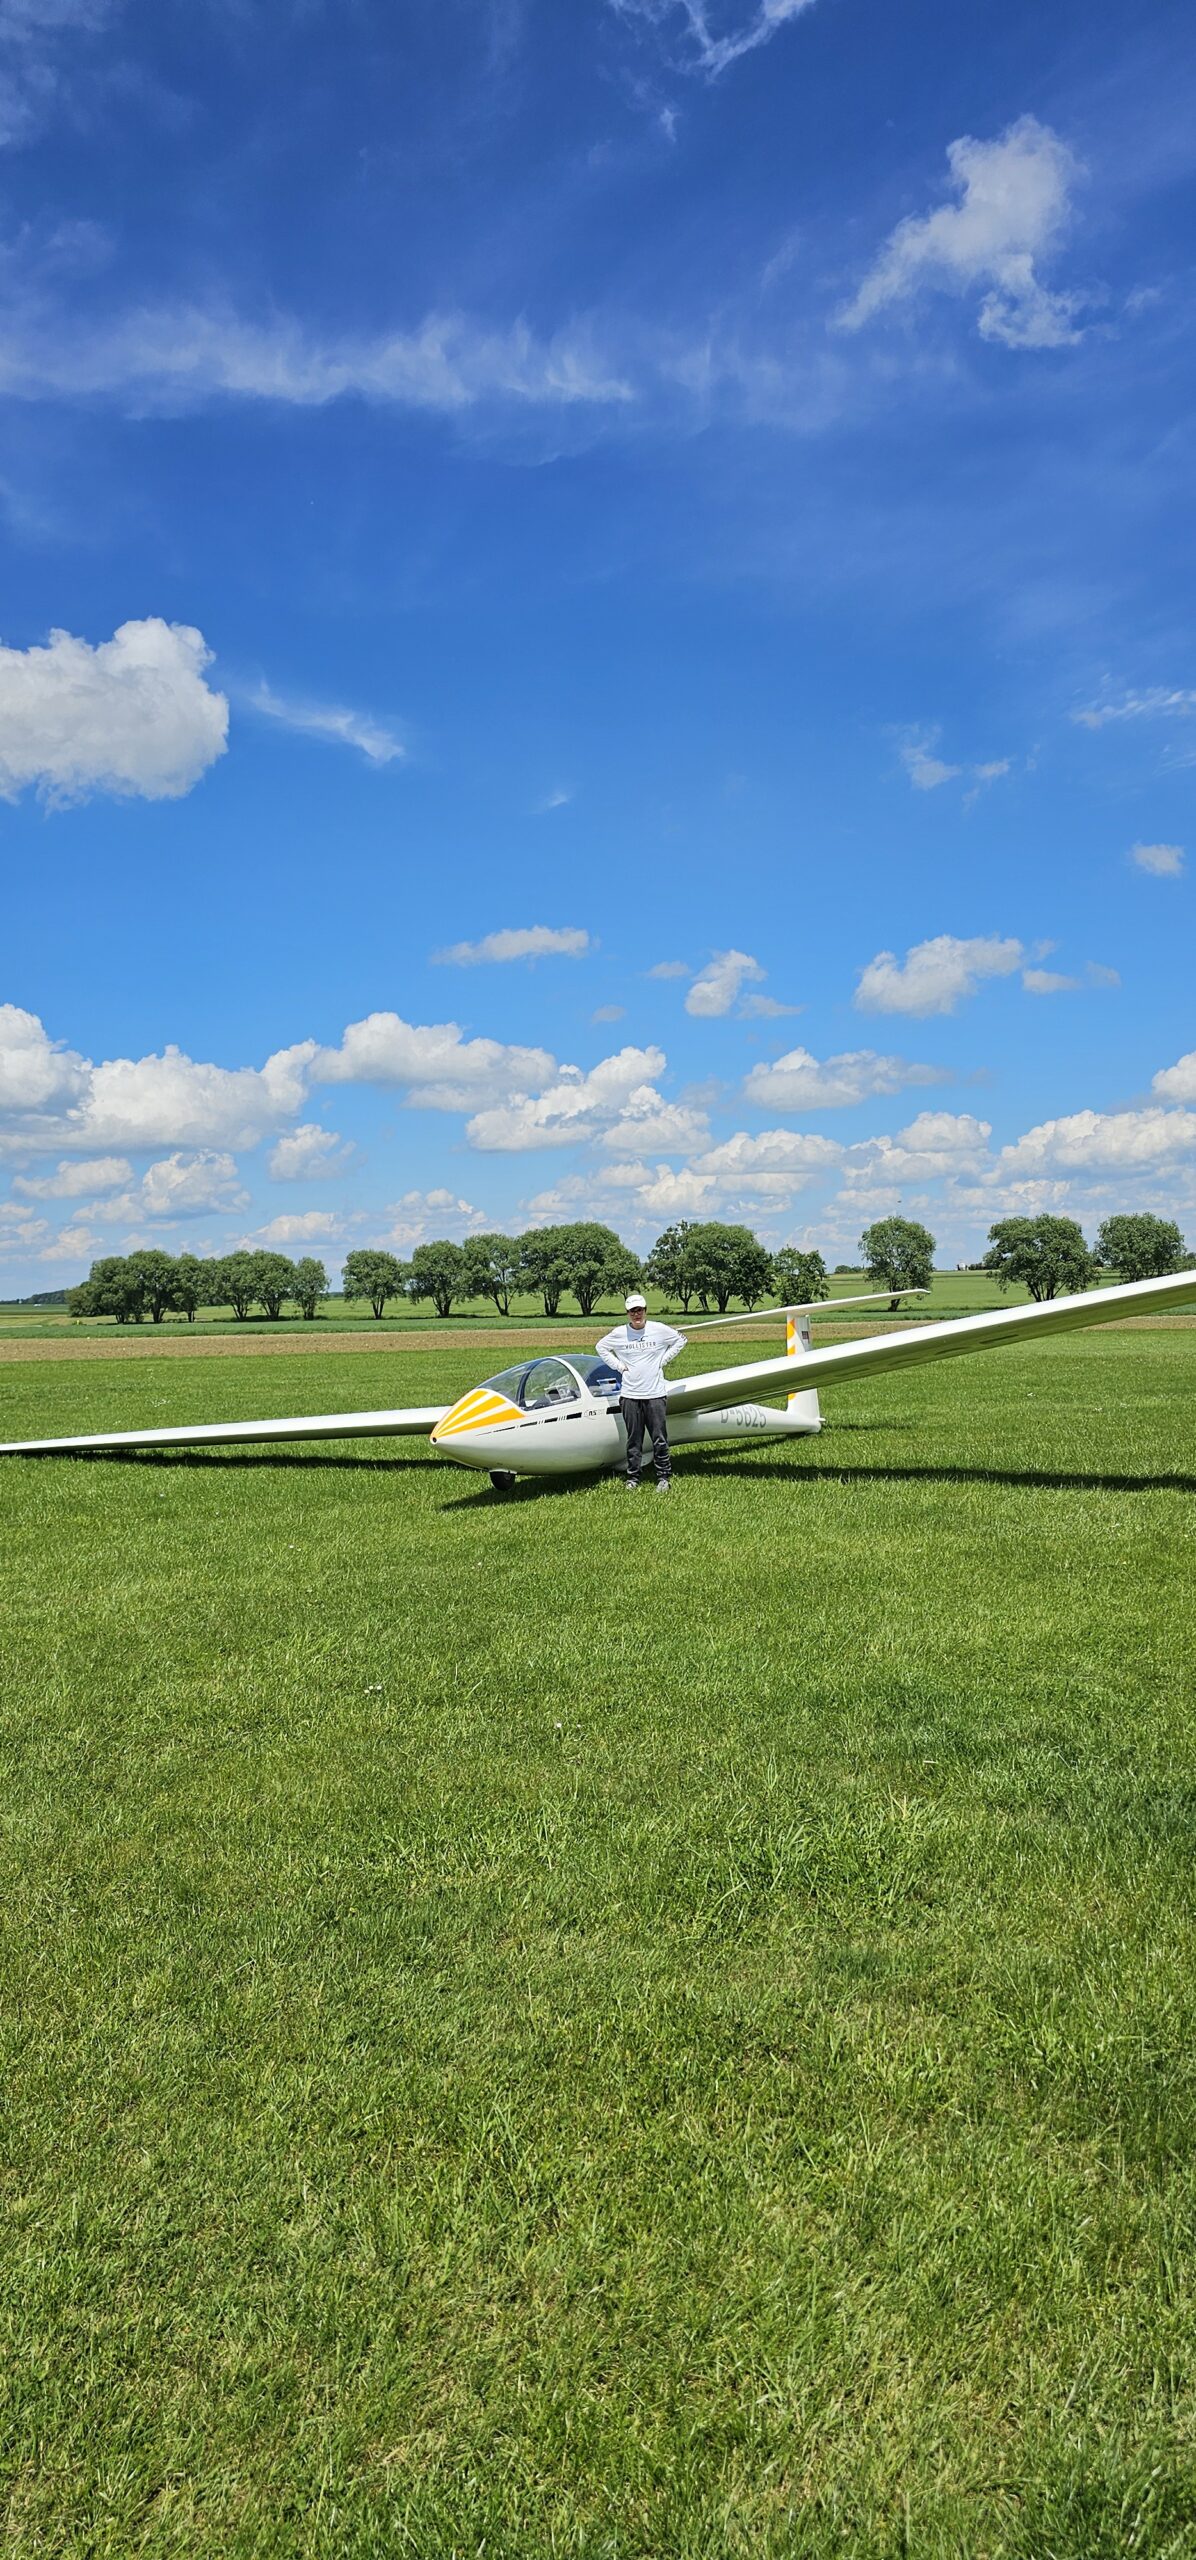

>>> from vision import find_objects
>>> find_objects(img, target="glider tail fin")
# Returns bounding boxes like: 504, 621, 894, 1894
785, 1310, 821, 1429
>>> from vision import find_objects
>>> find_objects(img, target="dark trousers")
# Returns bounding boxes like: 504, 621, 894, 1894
622, 1395, 670, 1484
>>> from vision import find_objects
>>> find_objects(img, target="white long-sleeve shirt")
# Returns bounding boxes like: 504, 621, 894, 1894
595, 1319, 687, 1401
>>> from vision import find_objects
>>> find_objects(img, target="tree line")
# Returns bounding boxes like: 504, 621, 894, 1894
69, 1249, 334, 1324
66, 1210, 1191, 1327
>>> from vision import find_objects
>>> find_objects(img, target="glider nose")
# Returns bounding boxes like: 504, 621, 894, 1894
430, 1387, 522, 1456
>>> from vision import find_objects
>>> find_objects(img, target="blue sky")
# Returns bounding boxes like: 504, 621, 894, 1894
2, 0, 1194, 1292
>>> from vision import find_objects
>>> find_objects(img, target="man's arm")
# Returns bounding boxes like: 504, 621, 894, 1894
658, 1325, 687, 1364
595, 1328, 625, 1372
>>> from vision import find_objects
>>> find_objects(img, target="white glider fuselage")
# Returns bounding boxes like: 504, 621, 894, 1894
428, 1356, 819, 1478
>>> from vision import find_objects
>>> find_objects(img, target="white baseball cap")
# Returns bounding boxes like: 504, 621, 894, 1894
625, 1292, 647, 1311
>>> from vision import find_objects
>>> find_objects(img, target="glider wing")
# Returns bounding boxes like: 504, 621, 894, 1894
664, 1267, 1196, 1418
0, 1404, 451, 1458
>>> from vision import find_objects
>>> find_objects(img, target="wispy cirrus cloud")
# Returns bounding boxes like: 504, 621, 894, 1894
606, 0, 817, 80
0, 0, 119, 148
1073, 686, 1196, 729
242, 680, 405, 766
0, 301, 635, 416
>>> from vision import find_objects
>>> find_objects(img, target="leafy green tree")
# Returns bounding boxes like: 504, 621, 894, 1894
464, 1233, 521, 1316
645, 1221, 698, 1312
210, 1251, 259, 1321
246, 1251, 297, 1321
982, 1216, 1095, 1303
342, 1248, 405, 1319
1095, 1213, 1188, 1283
686, 1222, 775, 1313
407, 1239, 468, 1319
518, 1226, 571, 1317
69, 1255, 148, 1323
772, 1246, 828, 1306
292, 1257, 329, 1321
172, 1254, 207, 1323
124, 1248, 180, 1325
556, 1222, 640, 1318
860, 1216, 936, 1309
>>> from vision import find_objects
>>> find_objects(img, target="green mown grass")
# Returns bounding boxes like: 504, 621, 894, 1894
2, 1332, 1195, 2555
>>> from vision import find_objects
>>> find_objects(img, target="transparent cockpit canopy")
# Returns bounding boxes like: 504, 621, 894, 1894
567, 1354, 623, 1399
476, 1354, 623, 1408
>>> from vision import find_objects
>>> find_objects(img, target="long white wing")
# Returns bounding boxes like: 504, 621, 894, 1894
677, 1289, 924, 1336
0, 1404, 450, 1458
665, 1267, 1196, 1417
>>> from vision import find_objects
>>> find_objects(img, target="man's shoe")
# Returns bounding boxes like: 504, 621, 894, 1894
655, 1477, 671, 1494
623, 1477, 640, 1492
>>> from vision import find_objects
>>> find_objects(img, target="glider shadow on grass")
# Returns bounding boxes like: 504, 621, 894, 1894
681, 1449, 1196, 1498
34, 1437, 1196, 1503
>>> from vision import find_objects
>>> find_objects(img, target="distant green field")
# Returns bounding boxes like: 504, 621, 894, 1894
3, 1329, 1196, 2555
0, 1271, 1045, 1340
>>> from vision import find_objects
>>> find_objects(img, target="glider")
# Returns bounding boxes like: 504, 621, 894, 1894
2, 1269, 1193, 1488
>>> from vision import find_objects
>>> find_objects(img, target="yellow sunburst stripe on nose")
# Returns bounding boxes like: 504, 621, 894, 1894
431, 1393, 522, 1442
448, 1394, 517, 1425
438, 1407, 521, 1437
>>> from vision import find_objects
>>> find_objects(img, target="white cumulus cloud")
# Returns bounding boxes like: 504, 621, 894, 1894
434, 925, 590, 966
0, 618, 228, 804
855, 933, 1024, 1016
1152, 1052, 1196, 1104
839, 117, 1083, 350
0, 1009, 316, 1154
1000, 1108, 1196, 1175
78, 1041, 315, 1152
841, 1112, 992, 1188
11, 1152, 130, 1199
685, 949, 764, 1017
1130, 841, 1185, 878
140, 1151, 248, 1218
268, 1123, 350, 1181
383, 1188, 489, 1248
313, 1011, 555, 1110
690, 1127, 843, 1195
743, 1045, 946, 1110
250, 1210, 344, 1249
465, 1047, 669, 1151
0, 1006, 90, 1117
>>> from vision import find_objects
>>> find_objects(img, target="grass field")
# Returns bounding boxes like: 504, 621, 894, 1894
3, 1327, 1196, 2555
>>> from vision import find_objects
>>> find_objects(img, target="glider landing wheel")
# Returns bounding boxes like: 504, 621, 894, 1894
489, 1469, 518, 1495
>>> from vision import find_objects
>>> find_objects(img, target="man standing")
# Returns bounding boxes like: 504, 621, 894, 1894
596, 1293, 687, 1492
